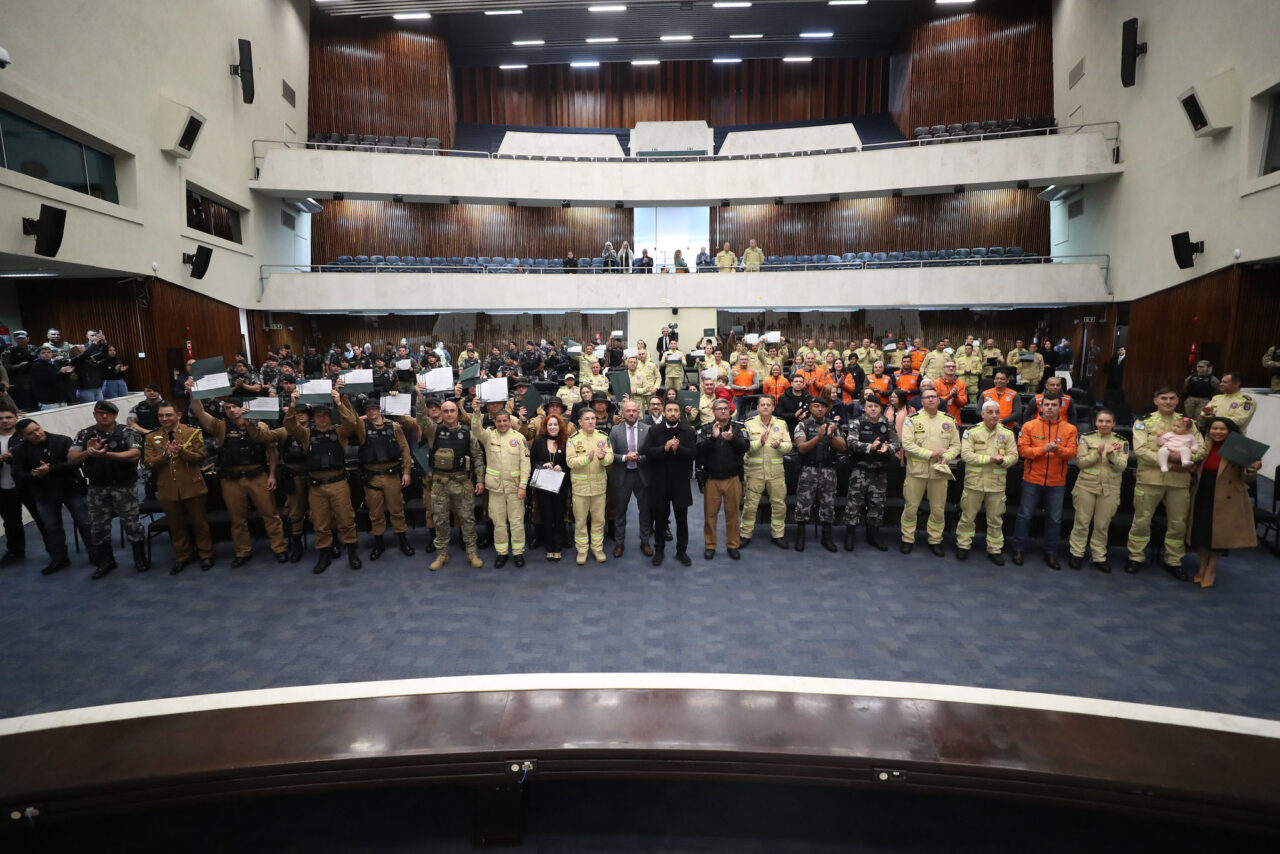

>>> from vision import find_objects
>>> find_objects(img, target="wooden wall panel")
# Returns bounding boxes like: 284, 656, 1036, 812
309, 15, 455, 148
1232, 264, 1280, 389
312, 201, 634, 262
711, 190, 1049, 257
457, 57, 891, 128
17, 279, 246, 395
894, 0, 1053, 136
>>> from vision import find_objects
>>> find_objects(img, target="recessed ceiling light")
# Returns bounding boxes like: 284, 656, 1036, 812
570, 60, 601, 67
588, 5, 627, 11
936, 0, 976, 4
800, 31, 834, 38
392, 12, 432, 20
484, 9, 523, 15
713, 58, 742, 64
512, 39, 545, 46
500, 64, 528, 70
829, 1, 869, 5
730, 33, 764, 39
713, 2, 752, 7
0, 270, 57, 278
586, 36, 619, 43
783, 56, 812, 62
660, 34, 694, 41
631, 59, 660, 65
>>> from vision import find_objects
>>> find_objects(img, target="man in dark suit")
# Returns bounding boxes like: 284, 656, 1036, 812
609, 398, 652, 557
642, 400, 696, 566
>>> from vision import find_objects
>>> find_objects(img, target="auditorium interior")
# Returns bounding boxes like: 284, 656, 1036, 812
2, 0, 1280, 850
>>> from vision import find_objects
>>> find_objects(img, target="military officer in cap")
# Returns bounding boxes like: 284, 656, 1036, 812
471, 405, 531, 567
68, 400, 149, 578
741, 395, 792, 548
418, 397, 486, 570
899, 387, 960, 556
955, 400, 1018, 564
127, 385, 164, 434
143, 401, 213, 573
843, 393, 901, 552
354, 395, 415, 561
285, 383, 364, 573
1198, 371, 1256, 434
188, 387, 289, 567
1181, 360, 1219, 423
792, 392, 845, 552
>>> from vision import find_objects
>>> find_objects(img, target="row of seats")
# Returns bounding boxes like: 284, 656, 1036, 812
319, 247, 1041, 273
308, 133, 444, 153
912, 116, 1057, 142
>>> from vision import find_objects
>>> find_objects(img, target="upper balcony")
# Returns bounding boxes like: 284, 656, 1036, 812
249, 123, 1122, 208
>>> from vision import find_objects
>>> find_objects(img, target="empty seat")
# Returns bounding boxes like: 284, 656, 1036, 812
963, 122, 980, 133
521, 257, 534, 268
929, 125, 946, 135
856, 251, 872, 264
920, 250, 936, 263
353, 255, 370, 267
533, 259, 548, 273
477, 256, 491, 269
887, 251, 905, 267
1005, 246, 1024, 263
781, 254, 798, 271
446, 256, 463, 269
409, 136, 426, 150
903, 250, 920, 265
915, 134, 932, 142
954, 248, 972, 264
337, 254, 353, 265
591, 257, 604, 273
548, 258, 563, 273
797, 254, 812, 268
369, 255, 386, 268
765, 255, 781, 269
971, 247, 988, 262
913, 126, 929, 138
413, 256, 431, 270
869, 251, 888, 268
393, 135, 409, 150
980, 120, 999, 130
425, 137, 441, 149
463, 255, 478, 266
826, 254, 841, 265
359, 134, 377, 148
946, 123, 963, 133
490, 256, 506, 267
376, 135, 395, 152
384, 255, 401, 266
987, 247, 1006, 264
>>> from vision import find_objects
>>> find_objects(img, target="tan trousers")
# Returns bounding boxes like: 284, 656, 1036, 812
1127, 482, 1190, 566
160, 494, 213, 561
742, 470, 786, 540
222, 473, 286, 556
310, 478, 357, 549
573, 491, 606, 554
955, 488, 1006, 553
1071, 488, 1119, 562
363, 470, 407, 535
703, 477, 743, 550
489, 489, 526, 555
284, 469, 308, 526
901, 476, 948, 544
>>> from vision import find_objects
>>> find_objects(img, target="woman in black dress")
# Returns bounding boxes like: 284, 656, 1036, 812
530, 412, 571, 561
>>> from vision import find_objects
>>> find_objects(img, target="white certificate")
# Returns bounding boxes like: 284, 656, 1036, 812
623, 347, 638, 358
420, 367, 455, 392
380, 394, 412, 416
593, 345, 606, 360
764, 331, 781, 344
243, 397, 281, 420
478, 377, 508, 403
666, 352, 683, 362
743, 333, 760, 346
339, 369, 374, 392
298, 378, 333, 403
395, 359, 412, 370
531, 467, 565, 493
191, 374, 231, 399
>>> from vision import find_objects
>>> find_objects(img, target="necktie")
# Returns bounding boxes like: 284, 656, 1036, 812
627, 425, 637, 469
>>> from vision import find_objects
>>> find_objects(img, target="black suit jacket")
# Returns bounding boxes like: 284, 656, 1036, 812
641, 420, 696, 508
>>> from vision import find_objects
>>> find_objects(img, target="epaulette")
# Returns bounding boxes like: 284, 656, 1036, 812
1242, 392, 1254, 401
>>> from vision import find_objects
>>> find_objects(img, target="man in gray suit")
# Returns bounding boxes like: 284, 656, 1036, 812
609, 398, 653, 557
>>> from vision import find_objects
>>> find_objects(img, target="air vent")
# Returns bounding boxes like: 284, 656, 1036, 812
1068, 58, 1085, 90
282, 79, 296, 107
281, 208, 296, 231
1067, 198, 1084, 219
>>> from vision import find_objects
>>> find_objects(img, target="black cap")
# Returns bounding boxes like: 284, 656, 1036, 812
514, 379, 531, 388
94, 400, 119, 414
144, 383, 161, 392
362, 397, 382, 411
294, 403, 312, 414
544, 397, 565, 410
591, 391, 610, 402
311, 403, 334, 415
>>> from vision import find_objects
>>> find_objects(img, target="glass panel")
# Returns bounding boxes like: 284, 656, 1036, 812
1262, 92, 1280, 176
83, 145, 118, 203
0, 109, 87, 194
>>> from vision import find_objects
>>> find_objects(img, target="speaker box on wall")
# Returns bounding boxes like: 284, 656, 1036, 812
1177, 69, 1240, 137
1170, 232, 1203, 270
159, 99, 207, 158
21, 204, 67, 257
183, 245, 213, 279
230, 39, 255, 104
1120, 18, 1147, 88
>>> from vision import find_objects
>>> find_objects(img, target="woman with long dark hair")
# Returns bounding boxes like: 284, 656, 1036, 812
1187, 417, 1263, 588
530, 412, 571, 561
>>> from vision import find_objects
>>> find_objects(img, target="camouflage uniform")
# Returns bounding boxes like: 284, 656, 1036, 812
844, 415, 901, 526
420, 419, 485, 555
74, 425, 145, 547
793, 417, 838, 524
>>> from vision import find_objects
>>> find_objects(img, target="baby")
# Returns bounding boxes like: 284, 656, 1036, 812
1157, 418, 1199, 472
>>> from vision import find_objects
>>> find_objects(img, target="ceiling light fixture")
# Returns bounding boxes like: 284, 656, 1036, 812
570, 60, 601, 67
713, 2, 752, 7
829, 1, 869, 5
512, 39, 545, 45
936, 0, 976, 4
660, 34, 694, 41
713, 58, 742, 64
586, 36, 618, 43
484, 9, 523, 15
500, 64, 528, 70
631, 59, 660, 65
783, 56, 812, 62
730, 34, 764, 39
588, 5, 627, 11
0, 270, 57, 278
800, 31, 834, 38
392, 12, 432, 20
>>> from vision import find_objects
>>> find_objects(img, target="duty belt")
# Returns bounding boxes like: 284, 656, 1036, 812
222, 465, 268, 480
308, 471, 348, 486
362, 462, 403, 474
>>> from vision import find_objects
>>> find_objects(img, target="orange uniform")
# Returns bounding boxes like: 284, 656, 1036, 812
1031, 392, 1073, 421
909, 348, 926, 372
866, 373, 893, 405
1017, 415, 1078, 487
762, 375, 788, 401
794, 365, 831, 398
895, 371, 920, 395
933, 376, 968, 421
835, 372, 860, 405
980, 386, 1019, 422
731, 367, 756, 398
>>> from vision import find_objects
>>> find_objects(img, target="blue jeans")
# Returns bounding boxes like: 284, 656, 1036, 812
1013, 482, 1065, 554
77, 388, 104, 404
38, 402, 67, 411
101, 379, 129, 398
36, 492, 94, 563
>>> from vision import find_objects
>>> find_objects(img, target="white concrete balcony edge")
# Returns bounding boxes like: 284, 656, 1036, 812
249, 130, 1122, 207
257, 262, 1111, 313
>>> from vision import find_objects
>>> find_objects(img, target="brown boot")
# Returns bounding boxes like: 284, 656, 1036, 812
429, 552, 448, 571
467, 552, 484, 568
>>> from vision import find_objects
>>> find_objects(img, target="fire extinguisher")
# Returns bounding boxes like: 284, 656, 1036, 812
1188, 341, 1197, 368
186, 339, 195, 359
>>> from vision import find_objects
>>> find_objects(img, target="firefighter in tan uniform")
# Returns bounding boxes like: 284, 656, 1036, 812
584, 360, 611, 394
853, 339, 882, 376
567, 409, 614, 564
1126, 389, 1205, 578
1197, 371, 1256, 434
354, 396, 414, 562
636, 349, 662, 392
899, 387, 961, 555
472, 407, 531, 567
143, 401, 213, 573
285, 386, 363, 574
955, 344, 983, 400
626, 356, 656, 399
919, 342, 950, 381
740, 395, 792, 547
1068, 410, 1129, 572
980, 340, 1005, 387
955, 400, 1017, 564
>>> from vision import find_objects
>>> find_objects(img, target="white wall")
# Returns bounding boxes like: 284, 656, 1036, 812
1051, 0, 1280, 300
498, 132, 623, 158
0, 0, 310, 308
719, 124, 861, 156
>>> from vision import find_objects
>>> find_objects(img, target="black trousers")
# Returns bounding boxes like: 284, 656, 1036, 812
536, 489, 568, 552
650, 495, 689, 553
0, 486, 44, 557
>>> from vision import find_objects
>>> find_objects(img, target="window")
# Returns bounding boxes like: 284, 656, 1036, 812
186, 186, 243, 244
1261, 92, 1280, 176
0, 108, 118, 203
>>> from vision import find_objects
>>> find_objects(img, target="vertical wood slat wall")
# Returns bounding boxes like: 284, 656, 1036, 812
456, 57, 891, 128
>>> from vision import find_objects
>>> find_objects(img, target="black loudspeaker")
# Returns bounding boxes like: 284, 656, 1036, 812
230, 39, 255, 104
183, 245, 213, 279
21, 204, 67, 257
1170, 232, 1203, 270
1120, 18, 1146, 88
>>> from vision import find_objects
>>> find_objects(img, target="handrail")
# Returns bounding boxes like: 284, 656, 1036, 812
251, 121, 1121, 171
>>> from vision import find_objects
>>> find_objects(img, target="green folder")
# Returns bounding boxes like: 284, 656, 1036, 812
703, 328, 716, 338
519, 385, 543, 417
190, 356, 226, 379
411, 443, 433, 475
609, 371, 631, 402
676, 390, 700, 411
459, 362, 482, 388
1219, 432, 1269, 468
731, 325, 745, 335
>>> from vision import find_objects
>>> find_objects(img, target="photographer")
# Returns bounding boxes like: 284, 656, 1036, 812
30, 345, 73, 410
71, 332, 109, 404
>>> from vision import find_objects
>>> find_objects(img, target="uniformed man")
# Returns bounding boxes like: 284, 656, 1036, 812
979, 369, 1020, 427
792, 394, 845, 552
715, 241, 738, 273
418, 398, 485, 570
355, 396, 415, 561
865, 361, 893, 406
1126, 387, 1206, 579
934, 360, 969, 421
741, 239, 764, 272
68, 400, 148, 578
127, 384, 164, 434
272, 401, 311, 562
1198, 371, 1255, 433
1005, 339, 1027, 374
853, 338, 882, 376
1068, 408, 1129, 572
843, 394, 900, 551
635, 346, 663, 392
626, 355, 656, 400
899, 387, 960, 556
955, 344, 982, 400
584, 360, 611, 394
1181, 360, 1219, 422
794, 352, 830, 398
884, 342, 905, 374
1264, 344, 1280, 393
662, 344, 685, 390
920, 340, 950, 382
143, 401, 213, 574
1024, 376, 1073, 424
1020, 342, 1046, 392
955, 400, 1017, 564
285, 385, 363, 573
567, 408, 614, 564
188, 389, 289, 567
729, 353, 759, 418
697, 399, 750, 559
980, 339, 1005, 388
411, 395, 445, 553
741, 395, 791, 548
471, 406, 530, 567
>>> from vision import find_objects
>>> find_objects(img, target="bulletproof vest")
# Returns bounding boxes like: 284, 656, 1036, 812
395, 361, 415, 382
852, 417, 896, 469
133, 401, 160, 431
220, 424, 267, 468
280, 433, 307, 466
798, 417, 835, 467
306, 427, 346, 471
431, 425, 472, 473
359, 421, 399, 465
1185, 375, 1215, 398
80, 427, 138, 487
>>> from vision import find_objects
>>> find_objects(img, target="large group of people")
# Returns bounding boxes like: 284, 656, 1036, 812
1, 328, 131, 411
0, 328, 1268, 590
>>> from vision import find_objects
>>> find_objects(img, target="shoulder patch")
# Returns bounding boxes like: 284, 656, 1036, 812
1134, 419, 1146, 430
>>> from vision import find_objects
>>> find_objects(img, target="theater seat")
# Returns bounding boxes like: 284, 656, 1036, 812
987, 246, 1006, 264
781, 254, 797, 271
912, 127, 929, 138
491, 256, 507, 268
430, 256, 445, 269
393, 135, 409, 150
1005, 246, 1024, 263
370, 255, 386, 268
548, 258, 563, 273
766, 255, 782, 269
887, 251, 904, 268
935, 249, 954, 265
903, 250, 920, 266
797, 254, 812, 268
954, 248, 972, 264
521, 257, 534, 269
445, 256, 462, 270
868, 251, 888, 268
971, 247, 988, 263
384, 255, 401, 267
477, 256, 492, 270
533, 258, 548, 273
826, 254, 841, 266
359, 134, 377, 148
929, 125, 946, 136
920, 250, 936, 264
591, 257, 604, 273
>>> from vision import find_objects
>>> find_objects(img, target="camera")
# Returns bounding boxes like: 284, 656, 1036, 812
0, 46, 10, 69
669, 322, 678, 330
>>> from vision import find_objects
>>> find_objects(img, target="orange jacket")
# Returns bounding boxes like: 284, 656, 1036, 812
895, 372, 920, 394
981, 386, 1018, 422
762, 375, 788, 401
832, 371, 859, 404
909, 349, 926, 371
933, 376, 968, 421
1017, 415, 1078, 486
867, 374, 893, 405
795, 365, 831, 398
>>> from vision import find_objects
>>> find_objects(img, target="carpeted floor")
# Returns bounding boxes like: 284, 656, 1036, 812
2, 478, 1278, 720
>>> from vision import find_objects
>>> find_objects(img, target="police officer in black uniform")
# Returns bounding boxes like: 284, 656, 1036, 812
127, 385, 164, 434
272, 402, 310, 562
355, 396, 415, 561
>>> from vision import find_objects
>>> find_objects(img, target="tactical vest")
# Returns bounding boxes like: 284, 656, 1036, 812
798, 417, 835, 468
80, 427, 138, 487
220, 424, 267, 469
431, 425, 472, 473
359, 421, 400, 466
306, 428, 346, 471
1185, 375, 1215, 398
133, 401, 160, 431
851, 417, 896, 469
280, 434, 308, 468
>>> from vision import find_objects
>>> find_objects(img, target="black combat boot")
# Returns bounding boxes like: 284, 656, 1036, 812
288, 534, 304, 563
821, 524, 837, 553
866, 526, 888, 552
369, 534, 386, 561
330, 541, 342, 558
91, 545, 117, 580
424, 530, 437, 554
132, 541, 150, 572
347, 543, 363, 570
397, 532, 415, 557
312, 549, 331, 574
794, 524, 806, 552
844, 525, 857, 551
